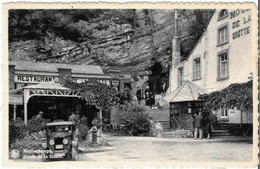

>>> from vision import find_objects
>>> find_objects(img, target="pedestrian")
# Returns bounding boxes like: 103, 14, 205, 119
68, 112, 79, 124
158, 92, 164, 108
194, 112, 204, 139
35, 111, 44, 122
81, 115, 87, 125
150, 92, 155, 108
35, 111, 45, 131
203, 113, 211, 139
144, 86, 151, 110
189, 113, 195, 138
136, 87, 142, 104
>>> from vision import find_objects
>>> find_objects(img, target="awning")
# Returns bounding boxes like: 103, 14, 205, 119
163, 81, 208, 103
9, 82, 71, 105
9, 94, 23, 105
23, 82, 69, 90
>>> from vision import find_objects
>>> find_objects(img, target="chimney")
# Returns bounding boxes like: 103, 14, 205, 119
172, 9, 181, 66
9, 64, 16, 90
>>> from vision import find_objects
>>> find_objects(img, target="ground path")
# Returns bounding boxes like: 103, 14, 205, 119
78, 134, 253, 162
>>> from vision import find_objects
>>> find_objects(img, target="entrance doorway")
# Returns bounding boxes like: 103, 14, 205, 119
27, 96, 98, 127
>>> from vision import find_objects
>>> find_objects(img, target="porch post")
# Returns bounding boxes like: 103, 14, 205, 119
99, 108, 102, 131
24, 89, 30, 125
13, 104, 17, 120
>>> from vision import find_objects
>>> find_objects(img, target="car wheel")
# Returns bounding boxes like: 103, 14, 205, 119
71, 146, 78, 161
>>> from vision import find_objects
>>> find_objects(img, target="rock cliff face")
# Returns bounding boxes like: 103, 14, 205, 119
9, 9, 213, 72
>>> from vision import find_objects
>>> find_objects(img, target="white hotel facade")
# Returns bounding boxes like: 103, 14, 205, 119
167, 8, 257, 124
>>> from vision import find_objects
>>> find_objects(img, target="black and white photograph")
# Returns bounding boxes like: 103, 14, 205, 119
3, 2, 258, 167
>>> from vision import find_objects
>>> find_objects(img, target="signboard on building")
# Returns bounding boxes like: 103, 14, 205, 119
9, 95, 23, 105
14, 75, 59, 83
74, 78, 111, 85
14, 75, 111, 86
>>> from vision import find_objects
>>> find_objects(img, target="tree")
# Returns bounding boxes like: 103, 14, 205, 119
62, 79, 118, 120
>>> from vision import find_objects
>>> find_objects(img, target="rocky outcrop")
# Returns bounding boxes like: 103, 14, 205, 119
9, 9, 213, 72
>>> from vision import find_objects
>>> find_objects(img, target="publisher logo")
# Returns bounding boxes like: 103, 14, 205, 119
10, 149, 20, 159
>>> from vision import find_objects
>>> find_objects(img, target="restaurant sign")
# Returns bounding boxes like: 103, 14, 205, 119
14, 75, 59, 83
14, 75, 111, 85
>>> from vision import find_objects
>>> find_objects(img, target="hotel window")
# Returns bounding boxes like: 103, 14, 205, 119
193, 57, 201, 80
178, 67, 183, 86
217, 50, 229, 80
218, 9, 229, 21
220, 108, 228, 118
218, 24, 229, 46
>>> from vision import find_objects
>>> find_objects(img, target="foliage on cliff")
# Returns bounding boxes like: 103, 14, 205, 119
9, 9, 213, 69
199, 80, 253, 112
9, 9, 138, 42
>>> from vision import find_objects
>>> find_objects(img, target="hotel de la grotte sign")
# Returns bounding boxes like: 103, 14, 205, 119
14, 75, 59, 83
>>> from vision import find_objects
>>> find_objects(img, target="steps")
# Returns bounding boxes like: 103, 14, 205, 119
147, 107, 170, 130
211, 129, 231, 136
161, 132, 177, 138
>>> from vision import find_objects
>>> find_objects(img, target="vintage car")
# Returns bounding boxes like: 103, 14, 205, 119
41, 121, 78, 161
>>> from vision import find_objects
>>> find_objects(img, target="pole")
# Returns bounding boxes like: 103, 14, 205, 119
13, 104, 17, 120
99, 108, 102, 131
24, 89, 30, 125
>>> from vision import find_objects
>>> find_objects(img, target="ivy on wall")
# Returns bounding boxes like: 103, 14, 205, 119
199, 80, 253, 112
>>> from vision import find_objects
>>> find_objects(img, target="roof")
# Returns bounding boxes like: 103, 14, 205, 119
183, 10, 215, 62
9, 88, 24, 95
23, 82, 69, 90
163, 81, 208, 103
46, 121, 75, 126
9, 61, 104, 75
9, 83, 69, 95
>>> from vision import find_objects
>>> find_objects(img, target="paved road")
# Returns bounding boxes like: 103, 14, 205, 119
79, 135, 253, 162
12, 135, 253, 162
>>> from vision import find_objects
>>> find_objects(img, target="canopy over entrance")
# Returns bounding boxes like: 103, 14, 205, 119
9, 82, 82, 124
163, 81, 208, 103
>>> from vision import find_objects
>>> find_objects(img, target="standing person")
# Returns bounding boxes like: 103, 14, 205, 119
189, 113, 195, 138
136, 87, 142, 104
203, 113, 211, 139
81, 115, 87, 125
68, 112, 79, 124
144, 86, 151, 110
194, 112, 204, 139
150, 92, 155, 108
35, 111, 45, 131
35, 111, 44, 122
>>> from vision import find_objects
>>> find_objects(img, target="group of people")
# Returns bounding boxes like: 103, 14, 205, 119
35, 110, 87, 125
136, 86, 155, 109
190, 112, 211, 139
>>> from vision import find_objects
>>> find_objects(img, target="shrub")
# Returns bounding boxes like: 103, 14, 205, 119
77, 124, 89, 141
10, 131, 45, 158
26, 115, 46, 133
9, 118, 27, 146
112, 103, 152, 136
9, 117, 46, 158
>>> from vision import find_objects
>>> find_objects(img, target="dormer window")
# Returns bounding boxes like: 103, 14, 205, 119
218, 9, 229, 21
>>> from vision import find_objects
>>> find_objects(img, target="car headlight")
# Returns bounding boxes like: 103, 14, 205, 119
63, 138, 68, 145
49, 139, 54, 145
41, 142, 47, 149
